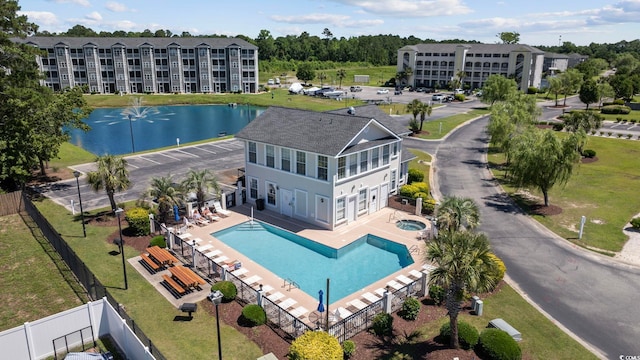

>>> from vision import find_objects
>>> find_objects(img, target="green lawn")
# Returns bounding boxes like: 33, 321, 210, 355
414, 108, 490, 140
33, 199, 263, 360
489, 135, 640, 252
0, 214, 86, 331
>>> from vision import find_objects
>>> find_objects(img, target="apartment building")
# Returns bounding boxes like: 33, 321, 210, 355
14, 36, 259, 94
397, 43, 544, 91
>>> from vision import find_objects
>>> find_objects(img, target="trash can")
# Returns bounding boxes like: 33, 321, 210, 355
256, 198, 265, 211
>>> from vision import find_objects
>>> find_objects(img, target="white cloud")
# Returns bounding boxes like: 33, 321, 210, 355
105, 2, 129, 12
270, 13, 382, 29
328, 0, 473, 17
46, 0, 90, 7
18, 11, 60, 26
85, 11, 102, 22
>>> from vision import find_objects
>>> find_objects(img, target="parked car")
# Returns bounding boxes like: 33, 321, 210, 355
350, 86, 363, 92
267, 79, 275, 85
432, 94, 445, 101
377, 89, 389, 94
416, 87, 425, 92
394, 90, 403, 95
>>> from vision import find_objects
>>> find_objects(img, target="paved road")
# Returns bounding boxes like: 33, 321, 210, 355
408, 116, 640, 359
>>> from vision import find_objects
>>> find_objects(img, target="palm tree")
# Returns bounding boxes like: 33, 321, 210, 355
426, 231, 496, 349
455, 70, 467, 89
318, 72, 327, 86
143, 175, 183, 223
336, 69, 346, 89
406, 99, 423, 122
181, 169, 220, 212
87, 155, 130, 211
435, 196, 480, 233
418, 102, 433, 131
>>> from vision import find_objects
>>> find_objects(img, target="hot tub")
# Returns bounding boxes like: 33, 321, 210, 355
396, 219, 427, 231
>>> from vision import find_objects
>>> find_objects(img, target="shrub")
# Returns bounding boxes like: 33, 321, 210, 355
429, 285, 445, 305
288, 331, 342, 360
408, 118, 420, 133
408, 168, 424, 184
124, 207, 150, 236
422, 198, 437, 214
527, 86, 538, 94
618, 133, 624, 138
240, 304, 266, 327
616, 117, 623, 122
591, 130, 597, 135
601, 105, 631, 114
454, 93, 465, 101
439, 320, 479, 350
631, 119, 638, 124
552, 123, 564, 131
371, 312, 394, 336
399, 184, 417, 198
149, 235, 166, 248
613, 99, 625, 105
628, 134, 634, 139
399, 182, 429, 200
342, 340, 356, 359
400, 297, 421, 321
631, 217, 640, 229
477, 328, 522, 360
211, 281, 237, 302
389, 352, 412, 360
487, 252, 506, 289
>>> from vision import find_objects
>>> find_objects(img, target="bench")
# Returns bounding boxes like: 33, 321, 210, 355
488, 318, 522, 342
140, 254, 161, 273
162, 274, 186, 294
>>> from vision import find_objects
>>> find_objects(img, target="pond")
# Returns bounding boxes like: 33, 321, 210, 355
69, 104, 265, 155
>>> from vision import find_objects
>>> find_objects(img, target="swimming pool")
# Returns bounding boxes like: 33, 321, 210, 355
212, 221, 413, 303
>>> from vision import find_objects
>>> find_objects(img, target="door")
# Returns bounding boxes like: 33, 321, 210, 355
369, 186, 378, 214
281, 189, 293, 217
347, 195, 357, 223
380, 184, 389, 208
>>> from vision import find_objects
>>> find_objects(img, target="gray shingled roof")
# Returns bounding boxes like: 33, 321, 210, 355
325, 104, 411, 136
16, 36, 257, 49
405, 43, 543, 54
235, 106, 397, 157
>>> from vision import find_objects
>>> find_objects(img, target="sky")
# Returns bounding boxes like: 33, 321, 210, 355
18, 0, 640, 47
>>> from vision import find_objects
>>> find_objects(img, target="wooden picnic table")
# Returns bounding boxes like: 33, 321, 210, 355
147, 246, 179, 266
169, 265, 206, 289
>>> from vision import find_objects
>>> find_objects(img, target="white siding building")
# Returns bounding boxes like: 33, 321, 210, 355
14, 37, 259, 94
397, 43, 544, 91
235, 105, 414, 230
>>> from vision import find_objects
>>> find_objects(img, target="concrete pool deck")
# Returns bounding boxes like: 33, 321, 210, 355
150, 204, 432, 326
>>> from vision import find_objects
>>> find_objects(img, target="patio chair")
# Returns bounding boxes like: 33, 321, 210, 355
212, 201, 231, 217
290, 306, 309, 318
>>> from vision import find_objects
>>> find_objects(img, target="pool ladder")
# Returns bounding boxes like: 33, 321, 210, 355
283, 278, 299, 291
389, 210, 406, 223
409, 245, 420, 255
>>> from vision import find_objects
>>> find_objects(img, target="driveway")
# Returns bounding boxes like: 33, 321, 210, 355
412, 116, 640, 359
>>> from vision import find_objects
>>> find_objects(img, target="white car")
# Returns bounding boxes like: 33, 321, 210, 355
377, 89, 389, 94
432, 94, 445, 101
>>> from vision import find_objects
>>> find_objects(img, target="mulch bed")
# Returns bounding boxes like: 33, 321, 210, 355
581, 156, 598, 164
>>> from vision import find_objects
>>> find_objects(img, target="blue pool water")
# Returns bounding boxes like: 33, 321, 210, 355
213, 221, 413, 303
69, 104, 264, 155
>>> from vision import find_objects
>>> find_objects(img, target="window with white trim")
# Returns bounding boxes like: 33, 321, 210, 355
337, 157, 346, 180
296, 151, 306, 176
371, 148, 379, 169
382, 145, 390, 165
336, 197, 346, 221
281, 148, 290, 172
360, 151, 368, 172
248, 142, 257, 163
358, 189, 367, 211
266, 145, 275, 168
249, 178, 258, 199
391, 170, 397, 191
392, 142, 398, 157
317, 155, 328, 181
348, 154, 358, 177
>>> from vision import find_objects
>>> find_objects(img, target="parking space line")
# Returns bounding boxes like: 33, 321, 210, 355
158, 153, 180, 161
127, 163, 139, 169
174, 149, 200, 158
195, 146, 217, 154
137, 156, 161, 164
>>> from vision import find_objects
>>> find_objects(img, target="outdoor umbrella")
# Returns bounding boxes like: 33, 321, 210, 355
173, 205, 180, 222
317, 290, 325, 313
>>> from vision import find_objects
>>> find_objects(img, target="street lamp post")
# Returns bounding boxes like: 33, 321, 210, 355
114, 208, 128, 290
73, 171, 86, 237
127, 114, 135, 153
209, 290, 224, 359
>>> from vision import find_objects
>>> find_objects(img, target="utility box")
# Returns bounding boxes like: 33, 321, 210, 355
474, 300, 483, 316
256, 198, 265, 211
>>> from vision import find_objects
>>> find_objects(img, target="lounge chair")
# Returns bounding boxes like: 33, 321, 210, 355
259, 284, 274, 293
204, 250, 222, 258
361, 292, 381, 303
409, 269, 424, 279
387, 280, 403, 290
290, 306, 308, 318
396, 274, 413, 285
231, 267, 248, 277
347, 299, 367, 311
212, 255, 229, 264
334, 307, 352, 320
374, 288, 387, 297
267, 291, 284, 302
212, 201, 231, 217
279, 298, 297, 310
244, 275, 262, 285
196, 244, 214, 252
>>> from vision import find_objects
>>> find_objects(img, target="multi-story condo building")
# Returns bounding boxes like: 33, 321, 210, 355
397, 43, 544, 91
235, 105, 414, 230
14, 37, 259, 94
543, 52, 569, 73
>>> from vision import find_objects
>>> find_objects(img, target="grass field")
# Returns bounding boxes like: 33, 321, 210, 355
488, 135, 640, 252
260, 65, 398, 89
414, 108, 490, 140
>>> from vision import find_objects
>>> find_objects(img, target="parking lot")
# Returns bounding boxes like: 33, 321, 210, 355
339, 85, 472, 105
